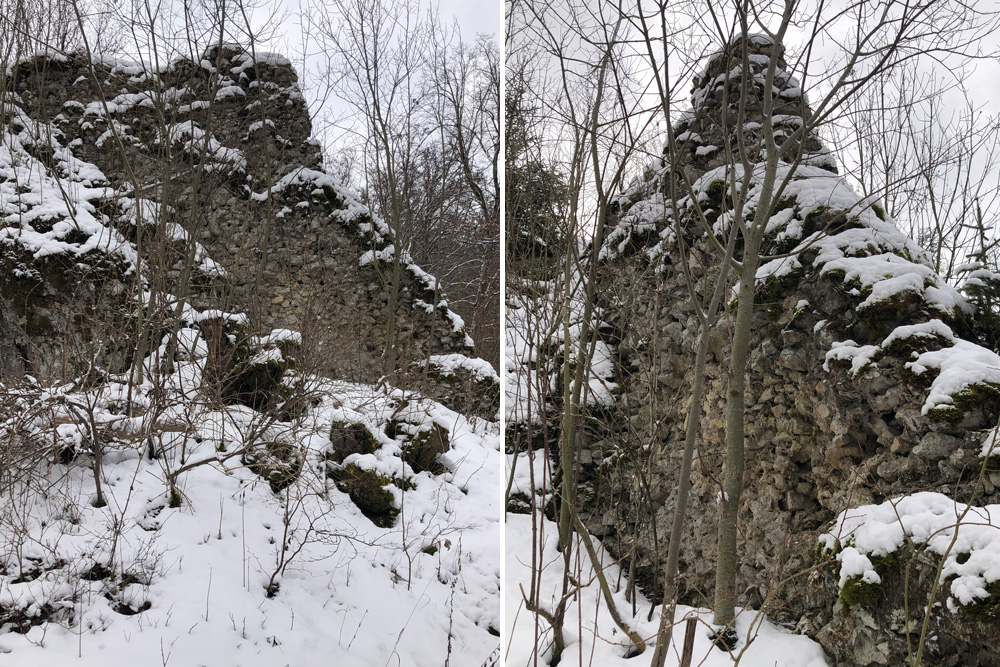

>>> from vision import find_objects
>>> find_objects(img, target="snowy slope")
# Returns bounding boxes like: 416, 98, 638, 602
0, 353, 501, 667
505, 514, 830, 666
0, 47, 500, 667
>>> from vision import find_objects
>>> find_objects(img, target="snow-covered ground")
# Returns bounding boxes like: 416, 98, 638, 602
505, 264, 618, 428
505, 513, 830, 666
0, 369, 501, 666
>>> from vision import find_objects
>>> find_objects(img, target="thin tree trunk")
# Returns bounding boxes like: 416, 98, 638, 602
649, 327, 714, 663
713, 221, 767, 628
650, 220, 737, 664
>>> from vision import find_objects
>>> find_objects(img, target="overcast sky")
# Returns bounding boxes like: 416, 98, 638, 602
260, 0, 500, 54
443, 0, 502, 37
221, 0, 500, 164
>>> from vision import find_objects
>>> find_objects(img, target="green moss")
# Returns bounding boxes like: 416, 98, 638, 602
402, 428, 435, 472
799, 247, 820, 266
856, 289, 922, 328
871, 202, 886, 222
229, 357, 284, 408
837, 216, 867, 233
328, 463, 399, 527
927, 382, 1000, 425
803, 204, 829, 230
243, 440, 303, 493
954, 381, 1000, 407
755, 267, 804, 306
275, 383, 307, 422
882, 333, 951, 359
815, 538, 841, 566
822, 267, 847, 284
421, 544, 438, 556
705, 179, 728, 205
387, 419, 449, 474
927, 404, 965, 424
900, 364, 936, 391
841, 575, 882, 607
406, 426, 430, 448
328, 421, 381, 464
692, 144, 718, 163
825, 357, 856, 375
840, 551, 898, 608
773, 194, 797, 213
220, 336, 288, 412
962, 579, 1000, 621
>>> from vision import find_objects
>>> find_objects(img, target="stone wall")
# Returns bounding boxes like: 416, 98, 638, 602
0, 46, 480, 386
575, 36, 1000, 665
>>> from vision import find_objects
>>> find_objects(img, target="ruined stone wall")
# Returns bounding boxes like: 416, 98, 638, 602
0, 47, 477, 385
579, 37, 1000, 665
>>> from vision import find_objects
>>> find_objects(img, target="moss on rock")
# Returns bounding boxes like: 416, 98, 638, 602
871, 202, 886, 221
755, 267, 804, 307
405, 424, 449, 474
385, 418, 449, 474
881, 332, 951, 360
927, 382, 1000, 425
243, 440, 304, 493
328, 463, 398, 527
327, 421, 380, 463
962, 579, 1000, 621
210, 328, 290, 411
320, 184, 343, 209
705, 179, 728, 205
225, 356, 285, 409
822, 267, 847, 284
840, 551, 898, 608
856, 289, 923, 329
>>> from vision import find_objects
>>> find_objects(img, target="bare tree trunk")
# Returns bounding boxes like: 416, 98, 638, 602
650, 230, 737, 663
713, 250, 761, 628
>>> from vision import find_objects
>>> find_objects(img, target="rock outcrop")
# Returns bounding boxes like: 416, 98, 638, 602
0, 46, 500, 667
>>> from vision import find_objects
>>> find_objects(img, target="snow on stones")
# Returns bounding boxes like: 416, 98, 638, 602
820, 485, 1000, 612
824, 318, 1000, 418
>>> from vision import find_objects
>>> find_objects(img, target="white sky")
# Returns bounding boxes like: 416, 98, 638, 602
209, 0, 501, 173
508, 0, 1000, 251
442, 0, 502, 37
255, 0, 501, 56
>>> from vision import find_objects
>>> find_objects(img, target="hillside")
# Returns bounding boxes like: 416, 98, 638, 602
0, 45, 501, 666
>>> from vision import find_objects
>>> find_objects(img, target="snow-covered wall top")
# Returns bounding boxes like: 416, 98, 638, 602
601, 34, 995, 419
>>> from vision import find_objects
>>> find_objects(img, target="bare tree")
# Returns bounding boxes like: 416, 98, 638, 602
830, 61, 1000, 282
304, 0, 431, 379
432, 33, 501, 369
304, 1, 500, 373
507, 0, 666, 661
509, 0, 1000, 662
